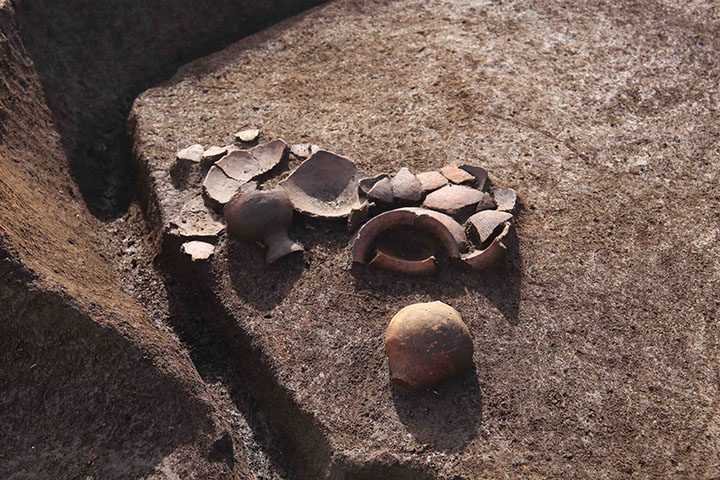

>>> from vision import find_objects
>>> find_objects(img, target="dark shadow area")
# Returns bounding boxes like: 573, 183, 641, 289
0, 263, 208, 479
351, 223, 523, 326
391, 366, 482, 453
13, 0, 327, 220
159, 248, 333, 480
227, 236, 305, 311
160, 273, 299, 479
330, 454, 437, 480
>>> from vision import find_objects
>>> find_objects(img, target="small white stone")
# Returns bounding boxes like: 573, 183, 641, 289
181, 241, 215, 261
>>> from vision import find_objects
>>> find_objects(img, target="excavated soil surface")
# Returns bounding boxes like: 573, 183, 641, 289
131, 0, 720, 478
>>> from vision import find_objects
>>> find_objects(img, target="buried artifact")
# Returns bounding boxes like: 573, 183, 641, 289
385, 301, 473, 391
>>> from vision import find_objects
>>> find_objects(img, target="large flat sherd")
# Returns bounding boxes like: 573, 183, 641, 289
416, 171, 448, 193
202, 165, 241, 209
423, 185, 485, 222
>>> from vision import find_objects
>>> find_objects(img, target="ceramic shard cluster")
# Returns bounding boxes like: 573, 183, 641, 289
170, 129, 517, 271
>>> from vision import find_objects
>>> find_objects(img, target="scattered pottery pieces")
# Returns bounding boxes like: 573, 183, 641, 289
423, 185, 484, 222
494, 188, 517, 212
367, 177, 394, 204
416, 171, 448, 193
462, 223, 510, 270
281, 150, 362, 218
168, 195, 226, 239
391, 168, 423, 203
359, 173, 390, 195
176, 144, 204, 164
202, 146, 227, 165
235, 128, 260, 143
475, 192, 496, 212
465, 210, 513, 246
459, 165, 488, 190
224, 188, 304, 264
350, 207, 468, 274
441, 164, 474, 185
348, 200, 374, 232
251, 139, 289, 171
181, 241, 215, 262
290, 143, 321, 159
202, 165, 242, 209
385, 301, 473, 391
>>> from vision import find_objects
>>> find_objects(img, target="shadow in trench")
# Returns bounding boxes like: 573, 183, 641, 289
12, 0, 328, 220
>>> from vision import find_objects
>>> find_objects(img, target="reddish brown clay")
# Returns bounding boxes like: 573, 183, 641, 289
349, 207, 468, 272
441, 164, 474, 184
369, 251, 437, 275
462, 223, 511, 270
224, 188, 304, 264
385, 301, 473, 391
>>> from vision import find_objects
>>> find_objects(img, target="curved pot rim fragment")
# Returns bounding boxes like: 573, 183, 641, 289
369, 251, 437, 275
349, 207, 468, 269
462, 222, 511, 269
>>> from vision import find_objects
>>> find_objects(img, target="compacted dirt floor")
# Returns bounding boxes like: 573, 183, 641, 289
129, 0, 720, 478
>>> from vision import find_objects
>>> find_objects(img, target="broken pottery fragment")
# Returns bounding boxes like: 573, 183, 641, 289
416, 171, 448, 193
202, 165, 242, 210
168, 195, 226, 239
181, 241, 215, 262
385, 301, 473, 391
235, 128, 260, 143
370, 251, 436, 276
441, 164, 474, 185
250, 139, 289, 171
214, 140, 287, 183
475, 192, 496, 212
494, 188, 517, 212
290, 143, 321, 159
202, 146, 227, 165
367, 177, 394, 204
224, 188, 304, 264
359, 173, 390, 195
423, 185, 484, 222
465, 210, 513, 246
459, 165, 488, 190
350, 207, 467, 275
348, 200, 374, 232
216, 150, 261, 182
462, 223, 510, 270
171, 144, 204, 186
176, 144, 204, 164
281, 150, 362, 218
391, 168, 423, 203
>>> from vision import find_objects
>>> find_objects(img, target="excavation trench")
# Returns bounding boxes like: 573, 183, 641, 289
11, 0, 434, 477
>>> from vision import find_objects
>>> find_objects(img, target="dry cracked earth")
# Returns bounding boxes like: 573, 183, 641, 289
1, 0, 719, 479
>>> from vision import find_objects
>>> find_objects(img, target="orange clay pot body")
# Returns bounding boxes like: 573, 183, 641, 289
385, 301, 473, 391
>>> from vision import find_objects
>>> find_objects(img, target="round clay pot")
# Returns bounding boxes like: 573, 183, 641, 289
385, 301, 473, 391
224, 188, 304, 264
